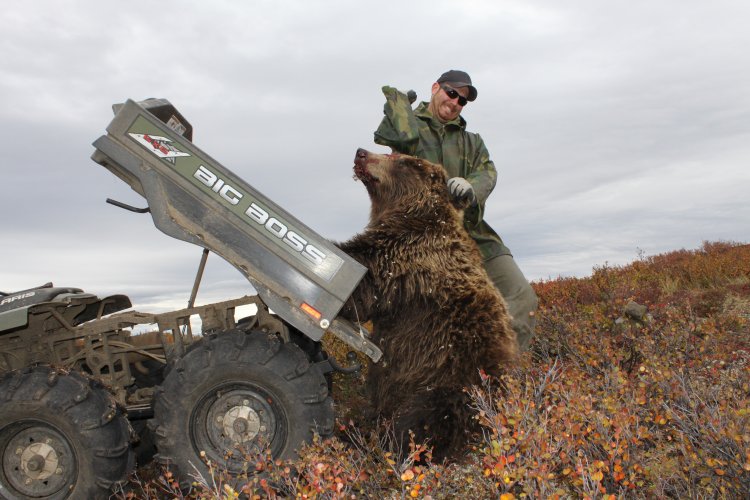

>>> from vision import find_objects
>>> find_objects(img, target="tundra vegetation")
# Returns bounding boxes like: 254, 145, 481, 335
118, 241, 749, 499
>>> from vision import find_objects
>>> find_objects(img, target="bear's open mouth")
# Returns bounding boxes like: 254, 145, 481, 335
353, 148, 380, 187
353, 164, 378, 185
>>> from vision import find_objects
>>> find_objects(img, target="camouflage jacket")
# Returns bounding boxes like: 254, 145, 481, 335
374, 85, 511, 259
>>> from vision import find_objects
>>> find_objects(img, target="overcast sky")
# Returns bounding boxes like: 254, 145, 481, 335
2, 0, 748, 312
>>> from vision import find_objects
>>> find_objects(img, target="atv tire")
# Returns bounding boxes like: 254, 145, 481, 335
0, 366, 134, 500
151, 329, 333, 483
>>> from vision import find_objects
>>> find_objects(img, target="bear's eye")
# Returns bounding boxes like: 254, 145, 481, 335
397, 159, 420, 172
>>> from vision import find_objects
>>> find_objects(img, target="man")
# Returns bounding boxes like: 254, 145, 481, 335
373, 69, 538, 350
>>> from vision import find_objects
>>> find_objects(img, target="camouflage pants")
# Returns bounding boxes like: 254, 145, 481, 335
483, 254, 538, 351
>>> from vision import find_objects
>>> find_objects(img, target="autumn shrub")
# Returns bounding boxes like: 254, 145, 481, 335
117, 242, 750, 498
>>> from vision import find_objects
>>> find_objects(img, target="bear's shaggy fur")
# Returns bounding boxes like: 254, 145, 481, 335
337, 148, 517, 460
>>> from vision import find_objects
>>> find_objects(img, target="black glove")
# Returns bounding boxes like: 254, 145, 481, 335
447, 177, 476, 205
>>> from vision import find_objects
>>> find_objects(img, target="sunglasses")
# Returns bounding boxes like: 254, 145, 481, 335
441, 85, 468, 106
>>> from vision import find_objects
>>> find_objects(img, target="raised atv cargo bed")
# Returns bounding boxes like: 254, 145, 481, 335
91, 98, 379, 361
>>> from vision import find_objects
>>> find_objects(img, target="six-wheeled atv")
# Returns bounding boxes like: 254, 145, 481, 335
0, 99, 380, 499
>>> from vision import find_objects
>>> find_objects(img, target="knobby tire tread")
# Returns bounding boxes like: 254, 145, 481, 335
0, 366, 134, 499
152, 329, 333, 487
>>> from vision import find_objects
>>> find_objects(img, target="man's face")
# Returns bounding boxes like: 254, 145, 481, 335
429, 82, 470, 122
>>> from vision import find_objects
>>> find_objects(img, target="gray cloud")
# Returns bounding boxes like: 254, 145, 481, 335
2, 0, 748, 310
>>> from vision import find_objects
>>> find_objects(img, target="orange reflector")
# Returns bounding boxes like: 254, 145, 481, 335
300, 302, 322, 320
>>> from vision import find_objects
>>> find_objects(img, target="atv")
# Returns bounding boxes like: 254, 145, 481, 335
0, 99, 380, 499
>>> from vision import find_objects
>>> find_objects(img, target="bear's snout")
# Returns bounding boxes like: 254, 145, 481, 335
353, 148, 376, 185
354, 148, 369, 171
355, 148, 368, 162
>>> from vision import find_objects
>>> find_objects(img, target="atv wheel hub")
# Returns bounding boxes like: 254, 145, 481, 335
3, 425, 72, 497
20, 442, 58, 479
222, 404, 261, 442
202, 387, 277, 452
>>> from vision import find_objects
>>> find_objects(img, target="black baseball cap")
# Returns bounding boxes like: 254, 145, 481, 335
436, 70, 477, 101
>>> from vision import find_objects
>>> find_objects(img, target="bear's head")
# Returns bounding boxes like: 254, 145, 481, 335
352, 148, 469, 222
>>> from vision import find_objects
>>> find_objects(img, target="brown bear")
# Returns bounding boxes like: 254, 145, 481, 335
337, 148, 517, 460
